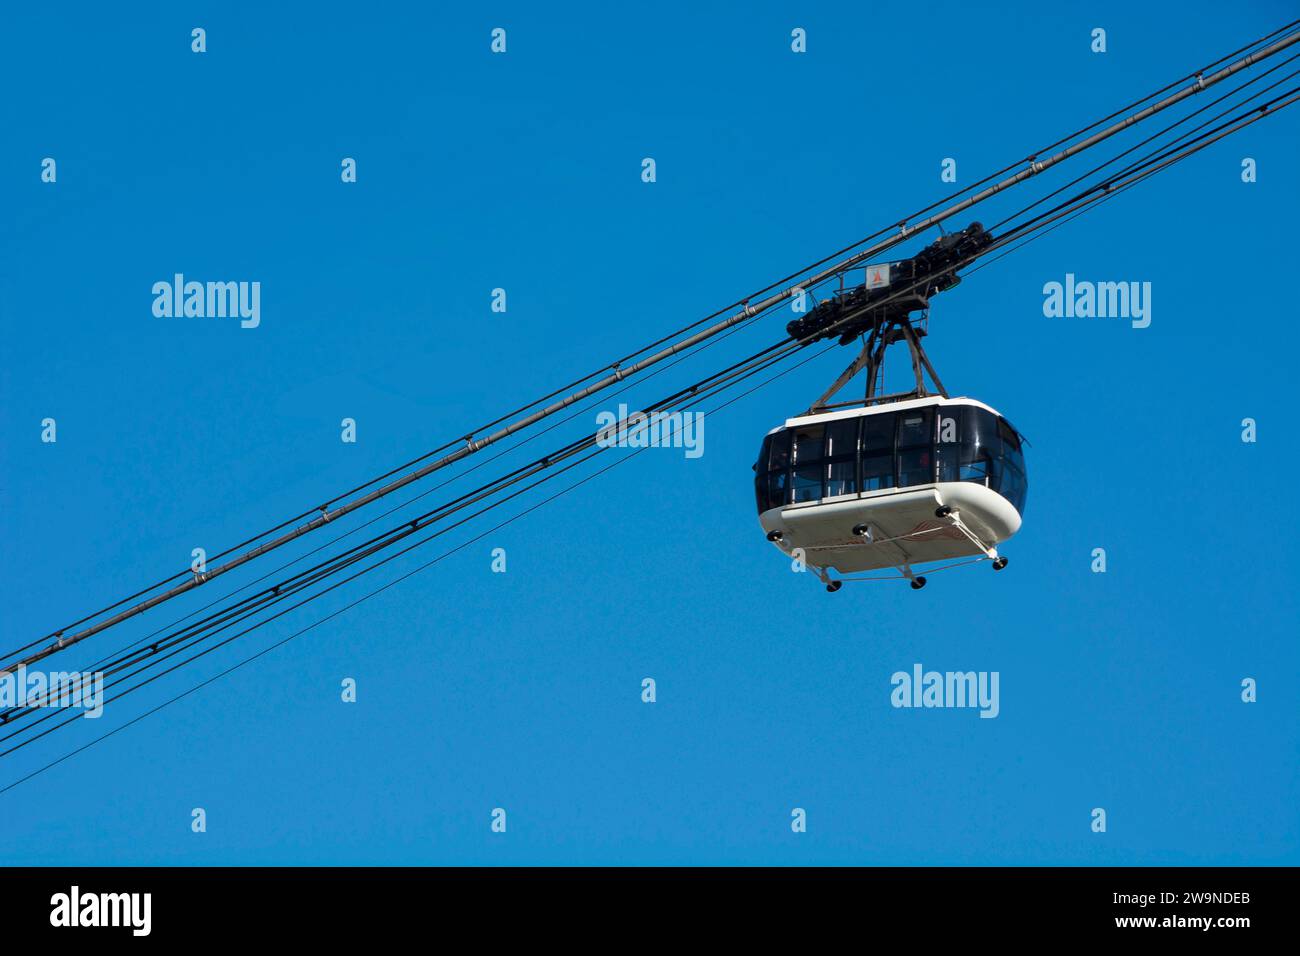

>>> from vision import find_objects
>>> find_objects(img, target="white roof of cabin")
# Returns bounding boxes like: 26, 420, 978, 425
767, 396, 1004, 436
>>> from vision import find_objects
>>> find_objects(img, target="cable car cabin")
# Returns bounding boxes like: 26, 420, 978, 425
753, 396, 1027, 590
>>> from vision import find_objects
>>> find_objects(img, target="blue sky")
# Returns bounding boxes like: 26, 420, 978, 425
1, 1, 1296, 865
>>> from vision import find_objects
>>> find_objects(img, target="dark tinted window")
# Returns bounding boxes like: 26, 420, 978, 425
862, 452, 895, 492
756, 433, 772, 470
945, 406, 1029, 515
826, 459, 856, 498
791, 423, 825, 464
824, 418, 858, 458
896, 408, 934, 487
995, 417, 1027, 513
754, 434, 772, 512
790, 423, 829, 503
935, 408, 962, 481
858, 410, 897, 493
935, 408, 961, 446
899, 450, 933, 487
897, 408, 933, 449
961, 406, 1001, 465
767, 430, 791, 471
791, 464, 822, 503
765, 471, 789, 511
755, 430, 789, 514
823, 417, 859, 498
998, 418, 1025, 476
860, 411, 896, 454
960, 457, 990, 484
997, 460, 1027, 514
